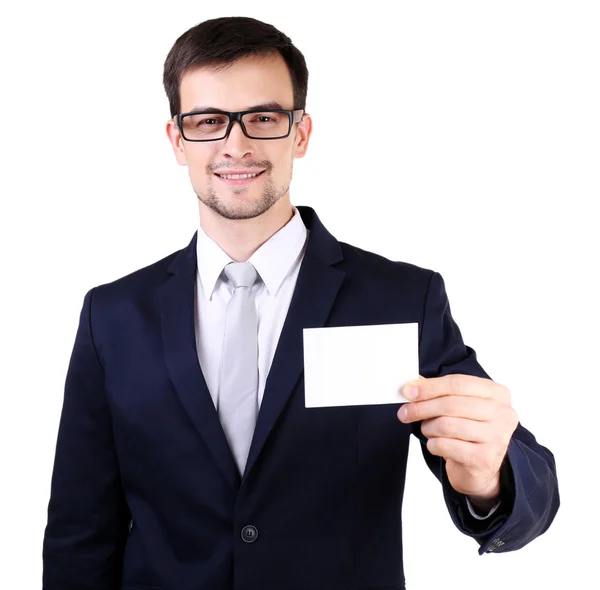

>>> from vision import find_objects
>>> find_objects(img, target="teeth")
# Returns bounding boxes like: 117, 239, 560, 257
219, 172, 260, 180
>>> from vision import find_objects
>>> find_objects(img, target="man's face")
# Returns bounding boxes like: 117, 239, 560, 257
167, 54, 311, 221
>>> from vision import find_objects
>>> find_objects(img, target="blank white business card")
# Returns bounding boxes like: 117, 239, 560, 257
303, 322, 419, 408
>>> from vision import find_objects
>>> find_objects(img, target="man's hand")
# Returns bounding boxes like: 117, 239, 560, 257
397, 374, 518, 503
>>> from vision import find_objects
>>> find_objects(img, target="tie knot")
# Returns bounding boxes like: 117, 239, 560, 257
224, 262, 259, 289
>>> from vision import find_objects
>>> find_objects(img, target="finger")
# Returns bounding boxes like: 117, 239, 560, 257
398, 396, 494, 423
425, 437, 480, 467
403, 374, 502, 401
420, 416, 493, 443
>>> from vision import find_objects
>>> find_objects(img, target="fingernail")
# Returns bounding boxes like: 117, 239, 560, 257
398, 406, 408, 421
404, 386, 419, 400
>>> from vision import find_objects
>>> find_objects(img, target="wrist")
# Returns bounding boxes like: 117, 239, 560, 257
467, 473, 501, 511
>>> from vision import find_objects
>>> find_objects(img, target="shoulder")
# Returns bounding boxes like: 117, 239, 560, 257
337, 240, 437, 292
86, 240, 189, 311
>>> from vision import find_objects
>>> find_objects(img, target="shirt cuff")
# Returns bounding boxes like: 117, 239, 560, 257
465, 496, 502, 520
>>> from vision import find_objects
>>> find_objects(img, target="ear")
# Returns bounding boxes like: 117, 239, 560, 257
166, 118, 188, 166
293, 113, 312, 159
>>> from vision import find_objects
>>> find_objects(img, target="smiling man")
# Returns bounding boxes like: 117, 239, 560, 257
42, 16, 560, 590
165, 51, 311, 261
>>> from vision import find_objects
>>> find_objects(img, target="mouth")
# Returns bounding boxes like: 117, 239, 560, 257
213, 170, 266, 185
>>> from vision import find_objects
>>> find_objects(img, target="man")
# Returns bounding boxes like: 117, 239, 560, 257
42, 16, 560, 590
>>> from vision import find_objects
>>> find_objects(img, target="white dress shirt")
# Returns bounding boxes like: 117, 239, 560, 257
193, 205, 500, 521
194, 205, 309, 410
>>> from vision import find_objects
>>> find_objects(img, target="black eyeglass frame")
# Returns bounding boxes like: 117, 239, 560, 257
175, 108, 305, 142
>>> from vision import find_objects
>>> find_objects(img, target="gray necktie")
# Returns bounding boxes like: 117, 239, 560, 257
218, 262, 259, 475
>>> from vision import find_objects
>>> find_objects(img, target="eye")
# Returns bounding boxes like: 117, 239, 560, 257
199, 117, 226, 126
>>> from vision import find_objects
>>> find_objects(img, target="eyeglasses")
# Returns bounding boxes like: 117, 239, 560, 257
175, 108, 304, 142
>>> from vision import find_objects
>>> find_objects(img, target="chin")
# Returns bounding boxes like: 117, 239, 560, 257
198, 178, 285, 220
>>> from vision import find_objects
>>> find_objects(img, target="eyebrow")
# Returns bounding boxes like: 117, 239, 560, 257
186, 101, 285, 113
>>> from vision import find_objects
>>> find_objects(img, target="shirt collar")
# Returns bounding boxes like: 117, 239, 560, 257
196, 205, 309, 299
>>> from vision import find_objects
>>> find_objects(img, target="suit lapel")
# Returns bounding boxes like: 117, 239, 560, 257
159, 234, 241, 491
159, 207, 346, 489
243, 207, 345, 478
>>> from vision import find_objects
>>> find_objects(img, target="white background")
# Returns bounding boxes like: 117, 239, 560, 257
1, 1, 598, 588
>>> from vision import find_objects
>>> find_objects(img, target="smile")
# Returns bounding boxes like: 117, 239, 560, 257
218, 172, 262, 180
214, 170, 266, 184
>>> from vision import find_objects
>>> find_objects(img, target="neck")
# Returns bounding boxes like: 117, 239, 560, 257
198, 197, 294, 262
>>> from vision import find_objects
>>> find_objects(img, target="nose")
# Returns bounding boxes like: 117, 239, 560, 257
222, 119, 253, 159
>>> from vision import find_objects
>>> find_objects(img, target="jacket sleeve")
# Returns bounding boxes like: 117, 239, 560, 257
43, 287, 130, 589
412, 271, 560, 555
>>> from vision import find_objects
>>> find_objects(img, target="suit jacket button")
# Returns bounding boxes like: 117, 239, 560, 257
241, 525, 258, 543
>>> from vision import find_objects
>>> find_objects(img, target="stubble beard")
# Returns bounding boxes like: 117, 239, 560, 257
197, 170, 291, 221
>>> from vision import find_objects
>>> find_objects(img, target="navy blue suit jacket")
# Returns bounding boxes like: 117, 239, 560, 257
43, 206, 559, 590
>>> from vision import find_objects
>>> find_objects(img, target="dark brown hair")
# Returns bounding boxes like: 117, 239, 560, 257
163, 16, 309, 117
